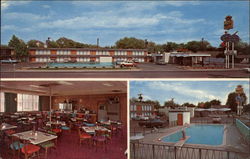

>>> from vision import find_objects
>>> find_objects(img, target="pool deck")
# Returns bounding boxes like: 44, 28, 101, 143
139, 124, 248, 153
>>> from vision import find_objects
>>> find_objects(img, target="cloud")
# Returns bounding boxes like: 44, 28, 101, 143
42, 5, 50, 9
5, 12, 50, 21
1, 1, 30, 10
148, 82, 219, 102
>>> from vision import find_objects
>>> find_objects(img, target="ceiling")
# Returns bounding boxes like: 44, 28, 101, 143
0, 81, 127, 96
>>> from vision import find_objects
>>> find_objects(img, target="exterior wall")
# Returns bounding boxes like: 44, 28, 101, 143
52, 93, 127, 124
130, 102, 155, 118
28, 48, 148, 63
183, 112, 190, 124
169, 111, 190, 126
187, 107, 195, 117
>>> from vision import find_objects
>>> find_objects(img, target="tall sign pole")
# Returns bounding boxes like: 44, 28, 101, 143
220, 15, 240, 69
235, 85, 245, 116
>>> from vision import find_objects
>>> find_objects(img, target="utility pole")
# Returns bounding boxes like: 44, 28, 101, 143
97, 38, 99, 48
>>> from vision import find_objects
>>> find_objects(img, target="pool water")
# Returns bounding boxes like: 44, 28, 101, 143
47, 62, 114, 68
161, 124, 224, 146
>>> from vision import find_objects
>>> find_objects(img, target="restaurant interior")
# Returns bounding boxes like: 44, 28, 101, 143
0, 81, 127, 159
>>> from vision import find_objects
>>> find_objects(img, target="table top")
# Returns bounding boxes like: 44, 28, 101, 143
82, 126, 110, 134
0, 123, 17, 131
46, 121, 66, 126
100, 121, 121, 125
13, 131, 57, 145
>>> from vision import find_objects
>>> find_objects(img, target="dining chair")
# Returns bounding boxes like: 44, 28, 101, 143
93, 129, 107, 152
39, 138, 57, 159
78, 127, 92, 146
9, 135, 24, 158
21, 139, 40, 159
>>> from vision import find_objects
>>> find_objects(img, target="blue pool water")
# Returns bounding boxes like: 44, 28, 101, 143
161, 124, 224, 146
47, 62, 114, 68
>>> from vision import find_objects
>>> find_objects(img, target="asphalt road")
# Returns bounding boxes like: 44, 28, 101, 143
1, 70, 249, 78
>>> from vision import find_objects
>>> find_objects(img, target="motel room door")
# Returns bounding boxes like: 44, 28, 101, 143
177, 114, 183, 126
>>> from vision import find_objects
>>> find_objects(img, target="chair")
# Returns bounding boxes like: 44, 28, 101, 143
39, 139, 56, 158
9, 136, 24, 158
21, 139, 40, 159
78, 127, 92, 146
93, 129, 108, 152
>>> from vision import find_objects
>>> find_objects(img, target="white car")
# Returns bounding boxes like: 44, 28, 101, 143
120, 61, 136, 67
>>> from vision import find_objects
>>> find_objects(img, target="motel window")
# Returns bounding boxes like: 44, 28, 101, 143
0, 92, 5, 112
17, 94, 39, 112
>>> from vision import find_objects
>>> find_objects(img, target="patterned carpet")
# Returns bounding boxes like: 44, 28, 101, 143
0, 128, 127, 159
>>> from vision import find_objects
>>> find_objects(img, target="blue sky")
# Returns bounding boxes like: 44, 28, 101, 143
130, 80, 249, 105
1, 1, 249, 47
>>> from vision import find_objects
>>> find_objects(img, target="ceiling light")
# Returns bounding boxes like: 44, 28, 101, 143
103, 83, 113, 87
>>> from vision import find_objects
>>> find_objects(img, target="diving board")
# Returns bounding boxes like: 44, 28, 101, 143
174, 136, 190, 147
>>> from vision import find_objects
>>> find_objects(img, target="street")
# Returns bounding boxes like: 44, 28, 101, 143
1, 70, 248, 78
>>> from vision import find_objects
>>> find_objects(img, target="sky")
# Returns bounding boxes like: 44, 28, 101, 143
1, 1, 249, 47
130, 80, 250, 106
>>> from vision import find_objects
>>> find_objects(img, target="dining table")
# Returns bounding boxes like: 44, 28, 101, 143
46, 121, 66, 126
0, 123, 17, 131
13, 130, 57, 145
82, 126, 110, 134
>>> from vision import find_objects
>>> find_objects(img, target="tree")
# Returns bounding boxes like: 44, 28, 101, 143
115, 37, 146, 49
185, 40, 212, 52
226, 92, 247, 112
162, 42, 179, 52
235, 41, 250, 55
182, 102, 196, 107
164, 99, 180, 108
47, 40, 59, 48
210, 99, 221, 106
27, 40, 45, 48
8, 35, 28, 61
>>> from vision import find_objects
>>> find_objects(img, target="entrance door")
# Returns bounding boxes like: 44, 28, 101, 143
136, 105, 142, 116
177, 114, 183, 126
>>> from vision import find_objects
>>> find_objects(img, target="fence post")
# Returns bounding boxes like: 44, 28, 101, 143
227, 151, 230, 159
132, 142, 136, 159
174, 147, 177, 159
199, 149, 201, 159
152, 144, 155, 159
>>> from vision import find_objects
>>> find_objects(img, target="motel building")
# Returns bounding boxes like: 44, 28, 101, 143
28, 48, 149, 63
130, 102, 155, 120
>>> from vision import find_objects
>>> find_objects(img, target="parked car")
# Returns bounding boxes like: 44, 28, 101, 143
138, 119, 167, 128
156, 60, 167, 65
132, 59, 139, 63
120, 61, 136, 67
132, 116, 149, 121
115, 60, 124, 65
1, 59, 19, 64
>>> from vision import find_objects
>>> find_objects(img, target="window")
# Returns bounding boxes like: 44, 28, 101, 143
17, 94, 39, 111
0, 92, 4, 112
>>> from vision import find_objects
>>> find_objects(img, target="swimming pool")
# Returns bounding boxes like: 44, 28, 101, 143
161, 124, 224, 146
47, 62, 114, 68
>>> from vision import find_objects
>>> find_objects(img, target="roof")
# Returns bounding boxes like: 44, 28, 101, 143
28, 47, 148, 51
170, 53, 211, 57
